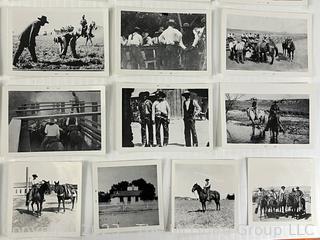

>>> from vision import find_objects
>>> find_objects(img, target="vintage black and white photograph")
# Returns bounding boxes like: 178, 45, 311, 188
172, 160, 238, 231
9, 7, 107, 73
222, 9, 311, 75
220, 0, 307, 5
119, 9, 209, 73
221, 84, 313, 146
248, 158, 314, 224
7, 161, 82, 237
93, 160, 163, 232
120, 85, 212, 149
4, 86, 105, 154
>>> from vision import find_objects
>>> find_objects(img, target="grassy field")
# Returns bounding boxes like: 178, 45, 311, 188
175, 198, 234, 229
99, 201, 159, 228
12, 27, 104, 71
226, 29, 308, 72
12, 195, 77, 233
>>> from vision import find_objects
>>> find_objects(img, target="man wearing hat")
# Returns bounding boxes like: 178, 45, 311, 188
266, 100, 285, 133
255, 187, 264, 214
203, 178, 211, 201
279, 186, 286, 203
181, 22, 199, 70
127, 27, 145, 69
182, 90, 201, 147
13, 15, 49, 67
295, 187, 304, 211
138, 91, 153, 147
40, 118, 61, 150
27, 174, 43, 204
152, 91, 170, 147
80, 15, 88, 37
158, 19, 186, 70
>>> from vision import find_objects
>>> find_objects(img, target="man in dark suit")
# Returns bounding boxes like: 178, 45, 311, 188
182, 90, 201, 147
13, 16, 49, 66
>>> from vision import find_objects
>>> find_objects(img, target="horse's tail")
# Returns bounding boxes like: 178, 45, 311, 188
26, 192, 29, 206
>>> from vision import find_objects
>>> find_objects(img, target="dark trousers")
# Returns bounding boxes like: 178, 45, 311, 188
155, 117, 169, 146
164, 45, 180, 70
60, 34, 79, 58
236, 50, 244, 63
184, 119, 198, 147
13, 43, 37, 65
141, 117, 153, 145
183, 48, 199, 70
71, 103, 80, 113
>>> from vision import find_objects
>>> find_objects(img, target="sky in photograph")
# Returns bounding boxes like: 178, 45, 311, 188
249, 158, 313, 189
11, 162, 82, 185
227, 14, 307, 34
227, 94, 309, 101
98, 165, 158, 194
174, 163, 236, 198
12, 8, 104, 35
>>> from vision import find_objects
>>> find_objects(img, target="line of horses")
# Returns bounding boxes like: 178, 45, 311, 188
255, 191, 307, 220
227, 35, 295, 65
25, 181, 77, 217
191, 183, 221, 213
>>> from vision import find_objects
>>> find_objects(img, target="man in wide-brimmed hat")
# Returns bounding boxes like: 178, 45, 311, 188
203, 178, 211, 201
158, 19, 186, 70
127, 26, 145, 69
182, 90, 201, 147
267, 100, 285, 133
138, 91, 153, 147
152, 90, 170, 147
13, 15, 49, 67
40, 118, 61, 150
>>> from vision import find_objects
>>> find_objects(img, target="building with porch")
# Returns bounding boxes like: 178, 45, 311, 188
110, 185, 142, 205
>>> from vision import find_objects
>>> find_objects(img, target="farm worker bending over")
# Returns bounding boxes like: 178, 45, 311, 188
203, 178, 211, 201
41, 118, 61, 150
13, 16, 49, 66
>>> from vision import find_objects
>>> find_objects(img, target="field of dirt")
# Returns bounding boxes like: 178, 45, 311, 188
226, 99, 309, 144
12, 194, 78, 233
226, 29, 308, 72
99, 201, 159, 228
12, 27, 104, 71
175, 198, 234, 229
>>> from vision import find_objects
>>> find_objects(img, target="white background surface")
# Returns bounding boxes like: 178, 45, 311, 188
0, 0, 319, 239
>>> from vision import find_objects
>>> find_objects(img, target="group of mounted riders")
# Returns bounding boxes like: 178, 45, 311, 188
26, 174, 77, 216
227, 32, 295, 65
255, 186, 306, 219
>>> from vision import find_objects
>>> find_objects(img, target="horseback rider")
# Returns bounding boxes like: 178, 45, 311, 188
40, 118, 62, 150
268, 100, 285, 133
203, 178, 211, 201
28, 174, 45, 203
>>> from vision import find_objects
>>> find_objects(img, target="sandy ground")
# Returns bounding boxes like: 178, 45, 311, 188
226, 38, 308, 72
175, 199, 234, 229
131, 118, 210, 148
252, 202, 312, 222
12, 194, 78, 233
99, 201, 159, 228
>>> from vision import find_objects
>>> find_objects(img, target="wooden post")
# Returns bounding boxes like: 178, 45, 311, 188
91, 102, 98, 129
61, 102, 65, 113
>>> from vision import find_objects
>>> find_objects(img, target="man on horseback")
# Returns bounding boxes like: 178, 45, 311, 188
40, 118, 62, 150
203, 178, 211, 201
27, 174, 45, 205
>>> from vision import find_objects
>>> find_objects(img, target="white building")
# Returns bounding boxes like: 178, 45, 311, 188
13, 182, 30, 196
110, 185, 142, 205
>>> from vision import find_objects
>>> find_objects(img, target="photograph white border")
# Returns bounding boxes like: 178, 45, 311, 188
115, 6, 212, 76
220, 9, 313, 80
220, 83, 314, 148
6, 7, 109, 77
1, 84, 106, 156
171, 159, 240, 232
219, 0, 308, 6
116, 82, 215, 153
247, 157, 316, 226
6, 160, 83, 238
92, 159, 164, 233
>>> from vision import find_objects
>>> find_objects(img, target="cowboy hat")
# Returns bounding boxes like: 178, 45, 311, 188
157, 91, 166, 98
139, 91, 150, 98
281, 186, 285, 189
205, 178, 209, 182
182, 22, 190, 28
182, 90, 191, 97
38, 16, 49, 24
32, 174, 38, 178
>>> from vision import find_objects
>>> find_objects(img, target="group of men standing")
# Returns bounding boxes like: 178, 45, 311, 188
121, 17, 206, 70
137, 90, 201, 147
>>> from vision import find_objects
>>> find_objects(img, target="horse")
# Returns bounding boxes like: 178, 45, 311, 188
26, 181, 51, 217
257, 40, 278, 65
191, 183, 220, 213
255, 194, 268, 218
286, 40, 295, 62
267, 197, 278, 215
44, 137, 65, 151
67, 125, 83, 151
54, 181, 77, 213
247, 107, 268, 140
286, 193, 300, 218
265, 114, 279, 143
